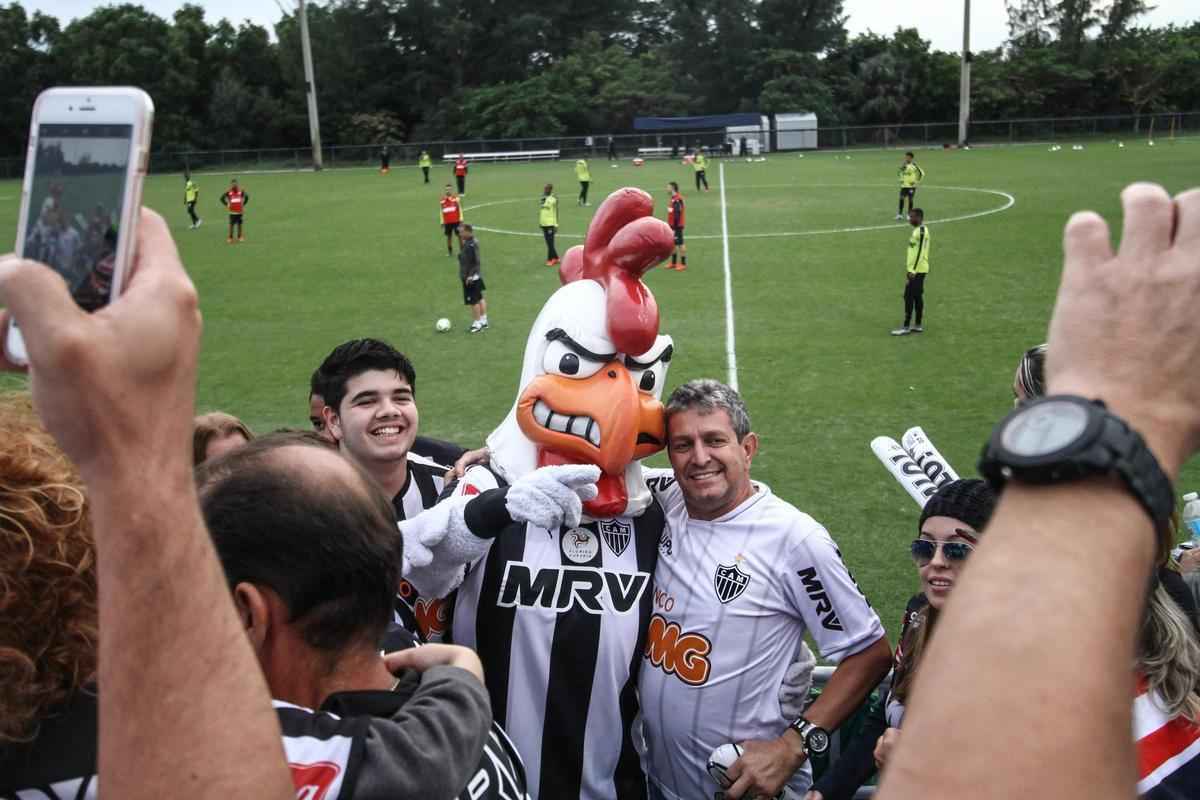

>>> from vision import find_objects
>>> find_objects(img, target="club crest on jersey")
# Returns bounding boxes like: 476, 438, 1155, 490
599, 518, 632, 556
714, 562, 751, 604
562, 527, 600, 564
290, 761, 341, 800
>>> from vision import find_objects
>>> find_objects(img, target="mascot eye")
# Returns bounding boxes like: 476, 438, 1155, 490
639, 371, 656, 391
542, 340, 605, 379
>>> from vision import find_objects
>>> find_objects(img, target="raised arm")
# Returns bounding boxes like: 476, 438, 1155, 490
878, 184, 1200, 800
0, 210, 293, 800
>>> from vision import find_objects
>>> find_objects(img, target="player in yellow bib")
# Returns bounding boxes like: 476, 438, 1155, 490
896, 151, 925, 219
693, 150, 709, 192
184, 176, 201, 229
539, 183, 559, 266
418, 150, 433, 184
575, 159, 591, 206
892, 208, 930, 336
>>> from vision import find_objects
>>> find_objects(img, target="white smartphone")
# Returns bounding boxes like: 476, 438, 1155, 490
5, 87, 154, 365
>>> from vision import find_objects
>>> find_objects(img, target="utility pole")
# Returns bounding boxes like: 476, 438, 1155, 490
958, 0, 971, 146
298, 0, 323, 170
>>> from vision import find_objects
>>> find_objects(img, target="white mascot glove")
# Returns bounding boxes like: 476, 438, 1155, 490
504, 464, 601, 529
779, 640, 817, 719
400, 494, 480, 599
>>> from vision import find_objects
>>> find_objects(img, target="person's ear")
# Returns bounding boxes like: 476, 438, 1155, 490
741, 432, 759, 463
233, 582, 272, 654
323, 405, 343, 442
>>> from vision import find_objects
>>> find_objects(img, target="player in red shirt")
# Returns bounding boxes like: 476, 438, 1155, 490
440, 185, 464, 256
220, 178, 249, 243
666, 181, 686, 271
453, 155, 469, 196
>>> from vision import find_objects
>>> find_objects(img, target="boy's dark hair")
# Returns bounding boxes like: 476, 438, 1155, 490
912, 207, 925, 220
317, 338, 416, 413
196, 431, 400, 654
309, 366, 327, 399
905, 151, 915, 158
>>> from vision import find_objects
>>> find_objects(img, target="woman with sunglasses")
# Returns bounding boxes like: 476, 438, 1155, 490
805, 479, 995, 800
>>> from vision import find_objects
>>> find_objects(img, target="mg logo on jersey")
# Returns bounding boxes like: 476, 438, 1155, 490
497, 562, 650, 614
599, 518, 632, 556
797, 567, 844, 631
415, 596, 448, 641
290, 761, 341, 800
644, 613, 712, 685
714, 562, 751, 604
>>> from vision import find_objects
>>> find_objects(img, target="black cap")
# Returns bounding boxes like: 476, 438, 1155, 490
919, 479, 997, 535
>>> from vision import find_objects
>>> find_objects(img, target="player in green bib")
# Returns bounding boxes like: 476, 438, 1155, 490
897, 151, 925, 219
184, 176, 201, 229
892, 208, 930, 336
693, 150, 709, 192
575, 159, 591, 206
539, 183, 559, 266
418, 150, 432, 184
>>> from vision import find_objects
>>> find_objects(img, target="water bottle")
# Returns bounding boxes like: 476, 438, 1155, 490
1184, 492, 1200, 543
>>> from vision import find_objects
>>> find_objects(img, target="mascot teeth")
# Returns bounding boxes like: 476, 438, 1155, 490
533, 400, 602, 446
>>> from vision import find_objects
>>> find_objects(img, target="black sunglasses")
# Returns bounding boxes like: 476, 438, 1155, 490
911, 538, 974, 565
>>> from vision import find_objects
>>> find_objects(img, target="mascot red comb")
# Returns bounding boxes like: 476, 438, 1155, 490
401, 188, 677, 800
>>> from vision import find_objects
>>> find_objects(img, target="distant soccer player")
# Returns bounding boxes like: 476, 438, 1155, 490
892, 207, 930, 336
692, 149, 709, 192
459, 224, 488, 333
440, 185, 464, 256
184, 175, 201, 229
575, 158, 591, 205
454, 154, 469, 195
896, 151, 924, 219
419, 149, 432, 184
380, 144, 391, 174
220, 178, 248, 243
666, 181, 686, 271
539, 183, 559, 266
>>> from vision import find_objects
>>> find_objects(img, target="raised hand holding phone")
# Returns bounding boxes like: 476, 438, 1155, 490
5, 86, 153, 365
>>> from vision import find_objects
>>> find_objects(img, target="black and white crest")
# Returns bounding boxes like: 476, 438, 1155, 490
599, 518, 632, 557
714, 562, 751, 604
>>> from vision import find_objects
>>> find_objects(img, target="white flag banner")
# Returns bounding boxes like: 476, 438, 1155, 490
871, 436, 941, 507
901, 426, 959, 489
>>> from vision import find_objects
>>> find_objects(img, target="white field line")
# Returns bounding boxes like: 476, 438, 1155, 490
466, 185, 1015, 241
719, 161, 738, 391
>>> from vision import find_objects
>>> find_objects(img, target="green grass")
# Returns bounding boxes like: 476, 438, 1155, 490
1, 139, 1198, 646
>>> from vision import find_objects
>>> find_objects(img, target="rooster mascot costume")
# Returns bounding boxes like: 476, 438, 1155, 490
402, 188, 676, 799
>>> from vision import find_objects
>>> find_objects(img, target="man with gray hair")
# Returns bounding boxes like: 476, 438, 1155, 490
640, 379, 892, 800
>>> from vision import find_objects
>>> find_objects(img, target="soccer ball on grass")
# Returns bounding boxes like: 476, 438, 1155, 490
435, 318, 452, 332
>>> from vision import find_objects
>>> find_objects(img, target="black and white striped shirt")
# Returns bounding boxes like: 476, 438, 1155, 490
445, 465, 665, 799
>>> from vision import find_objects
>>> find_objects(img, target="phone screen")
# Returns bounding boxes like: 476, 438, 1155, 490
24, 123, 134, 312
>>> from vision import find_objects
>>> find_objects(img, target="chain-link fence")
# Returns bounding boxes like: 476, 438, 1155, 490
1, 111, 1194, 181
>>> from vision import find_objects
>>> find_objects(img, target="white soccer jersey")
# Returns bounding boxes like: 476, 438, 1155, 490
447, 465, 664, 800
639, 473, 885, 800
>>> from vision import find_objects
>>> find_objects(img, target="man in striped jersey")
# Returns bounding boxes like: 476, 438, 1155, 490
640, 380, 892, 800
195, 431, 509, 798
316, 338, 463, 640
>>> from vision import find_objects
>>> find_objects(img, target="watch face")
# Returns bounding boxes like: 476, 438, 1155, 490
807, 729, 830, 754
1000, 399, 1091, 457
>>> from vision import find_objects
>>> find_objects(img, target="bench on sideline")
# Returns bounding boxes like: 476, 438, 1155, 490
637, 146, 675, 158
442, 150, 559, 163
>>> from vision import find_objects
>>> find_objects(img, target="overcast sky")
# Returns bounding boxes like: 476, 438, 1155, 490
20, 0, 1198, 54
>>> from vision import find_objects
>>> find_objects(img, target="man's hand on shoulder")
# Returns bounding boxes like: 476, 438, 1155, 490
385, 644, 485, 684
725, 731, 806, 800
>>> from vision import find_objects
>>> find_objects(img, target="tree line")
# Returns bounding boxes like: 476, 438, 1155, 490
1, 0, 1197, 156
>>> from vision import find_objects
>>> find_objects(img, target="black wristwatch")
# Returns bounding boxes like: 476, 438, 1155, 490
788, 717, 830, 757
978, 395, 1174, 555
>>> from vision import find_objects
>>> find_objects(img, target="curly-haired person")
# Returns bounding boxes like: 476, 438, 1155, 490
0, 392, 99, 790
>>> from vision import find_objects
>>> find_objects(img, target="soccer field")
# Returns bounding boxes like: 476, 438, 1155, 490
2, 139, 1198, 643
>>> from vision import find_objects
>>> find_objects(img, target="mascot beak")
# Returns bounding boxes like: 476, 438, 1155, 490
516, 363, 665, 517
